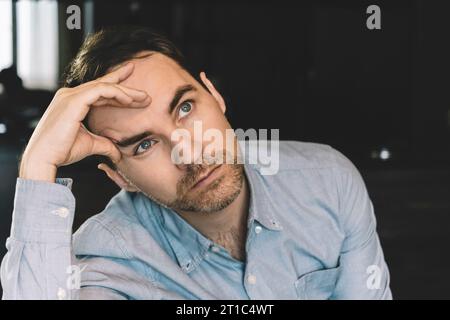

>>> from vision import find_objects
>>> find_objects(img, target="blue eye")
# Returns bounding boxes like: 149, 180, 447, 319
178, 101, 193, 118
135, 139, 156, 155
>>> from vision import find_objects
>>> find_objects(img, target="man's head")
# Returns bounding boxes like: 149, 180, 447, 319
63, 26, 244, 214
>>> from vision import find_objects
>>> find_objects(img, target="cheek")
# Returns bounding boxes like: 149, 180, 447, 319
186, 103, 231, 133
121, 156, 181, 197
188, 97, 226, 123
181, 104, 233, 156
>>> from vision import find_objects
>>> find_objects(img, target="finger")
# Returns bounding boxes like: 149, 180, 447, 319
89, 133, 122, 164
73, 63, 135, 91
80, 83, 149, 108
113, 84, 149, 102
101, 62, 135, 84
88, 83, 149, 104
92, 94, 151, 108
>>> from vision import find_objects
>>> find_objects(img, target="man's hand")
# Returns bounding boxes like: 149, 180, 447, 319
19, 63, 150, 183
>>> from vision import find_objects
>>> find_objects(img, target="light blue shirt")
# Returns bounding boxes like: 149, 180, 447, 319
1, 141, 392, 299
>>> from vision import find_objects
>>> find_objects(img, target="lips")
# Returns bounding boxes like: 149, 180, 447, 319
192, 165, 221, 189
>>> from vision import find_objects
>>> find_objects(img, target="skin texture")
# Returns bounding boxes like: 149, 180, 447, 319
89, 53, 244, 213
20, 51, 249, 261
19, 63, 152, 182
89, 53, 249, 260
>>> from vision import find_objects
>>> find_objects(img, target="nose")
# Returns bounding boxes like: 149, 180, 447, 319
169, 128, 203, 170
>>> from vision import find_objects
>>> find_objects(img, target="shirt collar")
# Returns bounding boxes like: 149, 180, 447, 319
244, 162, 284, 232
159, 207, 213, 273
141, 161, 283, 273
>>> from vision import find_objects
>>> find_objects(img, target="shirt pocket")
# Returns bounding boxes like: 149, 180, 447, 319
294, 266, 340, 300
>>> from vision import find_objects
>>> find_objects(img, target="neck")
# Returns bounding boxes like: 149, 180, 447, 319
176, 174, 250, 261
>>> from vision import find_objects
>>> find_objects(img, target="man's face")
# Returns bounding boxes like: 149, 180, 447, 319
88, 52, 243, 213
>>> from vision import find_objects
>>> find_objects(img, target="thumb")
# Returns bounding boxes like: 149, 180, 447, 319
89, 133, 122, 164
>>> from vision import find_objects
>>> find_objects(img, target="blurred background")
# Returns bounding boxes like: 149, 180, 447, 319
0, 0, 449, 299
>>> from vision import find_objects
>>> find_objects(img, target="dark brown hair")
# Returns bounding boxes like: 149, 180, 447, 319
61, 26, 198, 171
63, 25, 188, 88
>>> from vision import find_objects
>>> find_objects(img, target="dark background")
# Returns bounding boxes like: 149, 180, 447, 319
0, 0, 449, 299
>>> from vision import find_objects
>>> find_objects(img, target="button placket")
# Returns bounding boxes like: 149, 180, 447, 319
57, 287, 66, 300
247, 274, 257, 285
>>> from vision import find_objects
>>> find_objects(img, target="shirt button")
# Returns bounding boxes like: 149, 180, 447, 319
52, 207, 69, 218
57, 287, 66, 300
255, 226, 262, 234
247, 274, 257, 285
211, 246, 221, 253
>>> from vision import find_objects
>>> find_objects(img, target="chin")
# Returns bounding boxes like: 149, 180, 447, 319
173, 164, 244, 213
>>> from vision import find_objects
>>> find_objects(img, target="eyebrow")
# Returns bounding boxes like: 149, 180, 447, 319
116, 131, 152, 148
169, 84, 197, 113
114, 84, 197, 148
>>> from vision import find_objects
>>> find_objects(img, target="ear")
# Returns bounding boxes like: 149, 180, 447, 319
97, 163, 139, 192
200, 71, 226, 114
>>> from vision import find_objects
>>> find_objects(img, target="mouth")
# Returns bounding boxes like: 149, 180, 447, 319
191, 164, 223, 190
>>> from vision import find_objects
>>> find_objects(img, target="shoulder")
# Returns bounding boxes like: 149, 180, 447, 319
278, 140, 350, 171
241, 139, 356, 174
272, 140, 367, 202
245, 140, 368, 228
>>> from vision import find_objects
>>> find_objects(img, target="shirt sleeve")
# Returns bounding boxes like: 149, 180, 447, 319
0, 178, 125, 300
331, 149, 393, 300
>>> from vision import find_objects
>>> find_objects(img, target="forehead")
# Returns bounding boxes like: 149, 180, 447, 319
119, 52, 189, 92
88, 52, 194, 137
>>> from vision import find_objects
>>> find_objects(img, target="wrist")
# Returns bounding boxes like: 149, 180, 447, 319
19, 154, 57, 183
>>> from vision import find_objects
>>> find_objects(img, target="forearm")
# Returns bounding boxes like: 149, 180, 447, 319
18, 151, 57, 183
1, 178, 76, 299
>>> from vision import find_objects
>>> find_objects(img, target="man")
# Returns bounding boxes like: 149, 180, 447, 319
0, 26, 391, 299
